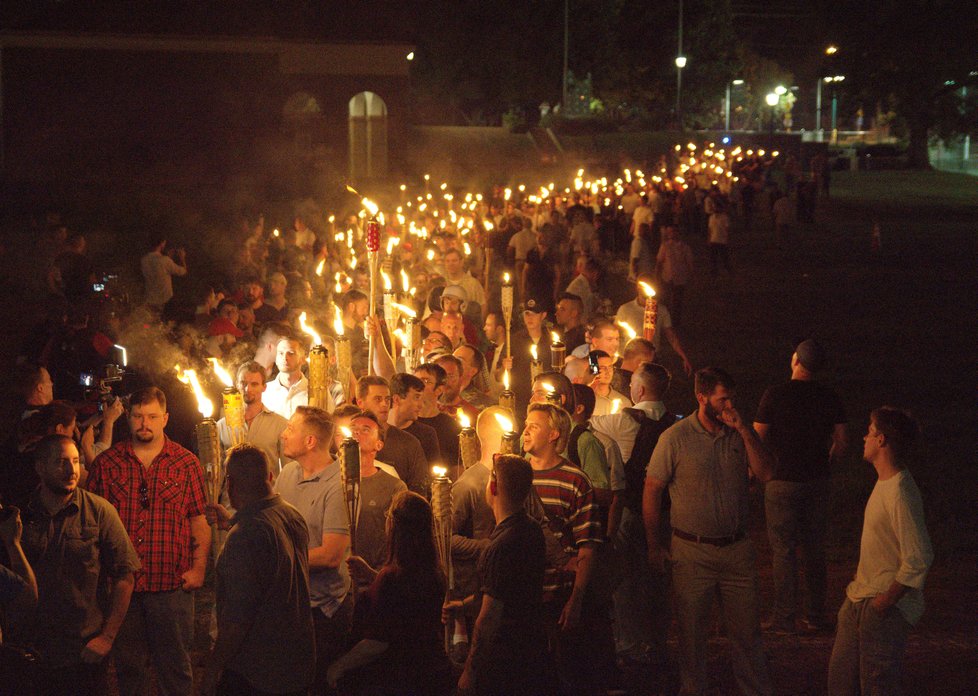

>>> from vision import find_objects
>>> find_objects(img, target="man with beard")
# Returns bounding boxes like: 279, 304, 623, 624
646, 368, 775, 696
17, 435, 139, 696
433, 353, 479, 423
262, 337, 308, 420
218, 362, 290, 479
88, 387, 210, 696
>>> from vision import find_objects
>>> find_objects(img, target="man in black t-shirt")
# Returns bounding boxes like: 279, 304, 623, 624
447, 454, 552, 696
754, 340, 847, 634
413, 363, 462, 473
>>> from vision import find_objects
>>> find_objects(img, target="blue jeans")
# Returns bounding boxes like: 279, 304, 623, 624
612, 507, 670, 660
113, 589, 195, 696
764, 479, 830, 623
828, 597, 911, 696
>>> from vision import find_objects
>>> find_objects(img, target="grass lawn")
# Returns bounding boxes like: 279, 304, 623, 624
630, 168, 978, 694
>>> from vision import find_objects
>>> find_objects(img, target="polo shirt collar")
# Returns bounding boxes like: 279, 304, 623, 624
688, 410, 733, 438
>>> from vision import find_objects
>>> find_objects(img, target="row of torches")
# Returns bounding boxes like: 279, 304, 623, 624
171, 155, 677, 649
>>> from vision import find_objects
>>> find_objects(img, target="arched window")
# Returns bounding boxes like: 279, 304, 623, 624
349, 91, 388, 179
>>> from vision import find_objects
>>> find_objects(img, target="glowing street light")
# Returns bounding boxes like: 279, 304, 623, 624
675, 55, 687, 69
775, 85, 787, 96
765, 92, 780, 107
825, 45, 838, 55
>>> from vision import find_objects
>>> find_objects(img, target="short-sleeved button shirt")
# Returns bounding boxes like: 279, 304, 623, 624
87, 438, 207, 593
20, 488, 140, 667
647, 412, 750, 538
274, 459, 351, 616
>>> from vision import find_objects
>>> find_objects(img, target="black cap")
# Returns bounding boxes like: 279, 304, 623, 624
795, 339, 826, 372
521, 297, 546, 314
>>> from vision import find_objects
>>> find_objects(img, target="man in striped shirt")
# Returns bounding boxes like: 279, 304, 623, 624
523, 402, 609, 695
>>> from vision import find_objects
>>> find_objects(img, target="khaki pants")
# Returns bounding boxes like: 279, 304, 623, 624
671, 536, 771, 696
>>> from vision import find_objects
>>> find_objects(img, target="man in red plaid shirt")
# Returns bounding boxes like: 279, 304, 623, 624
88, 386, 210, 696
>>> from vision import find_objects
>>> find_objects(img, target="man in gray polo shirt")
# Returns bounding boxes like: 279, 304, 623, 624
645, 368, 775, 696
275, 406, 351, 695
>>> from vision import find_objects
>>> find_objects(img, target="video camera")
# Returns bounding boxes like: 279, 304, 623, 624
79, 345, 130, 413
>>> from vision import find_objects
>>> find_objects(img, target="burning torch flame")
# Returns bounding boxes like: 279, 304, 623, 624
381, 270, 393, 292
530, 344, 538, 362
340, 425, 353, 439
315, 258, 326, 276
362, 198, 379, 217
503, 369, 510, 390
175, 366, 214, 419
638, 281, 657, 298
551, 331, 561, 344
299, 312, 322, 346
611, 398, 622, 414
391, 302, 417, 318
207, 358, 234, 388
333, 306, 344, 337
494, 412, 515, 433
457, 408, 471, 429
400, 269, 410, 293
617, 321, 637, 341
432, 465, 448, 478
503, 272, 511, 284
542, 382, 555, 395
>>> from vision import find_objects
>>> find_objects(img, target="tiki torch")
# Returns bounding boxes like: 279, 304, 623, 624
638, 281, 658, 343
333, 306, 353, 398
176, 367, 220, 501
300, 312, 332, 413
550, 331, 566, 371
207, 358, 246, 447
541, 381, 561, 406
494, 412, 519, 455
498, 369, 515, 417
457, 409, 478, 472
529, 343, 543, 383
501, 272, 514, 360
338, 426, 361, 555
430, 465, 454, 654
365, 203, 381, 376
381, 271, 399, 337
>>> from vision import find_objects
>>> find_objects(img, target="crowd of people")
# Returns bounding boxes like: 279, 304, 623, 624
0, 146, 932, 696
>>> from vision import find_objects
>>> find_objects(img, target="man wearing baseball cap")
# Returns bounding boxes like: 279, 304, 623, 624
754, 339, 848, 634
509, 297, 553, 419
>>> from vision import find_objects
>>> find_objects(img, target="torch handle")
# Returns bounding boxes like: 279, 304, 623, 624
368, 251, 379, 376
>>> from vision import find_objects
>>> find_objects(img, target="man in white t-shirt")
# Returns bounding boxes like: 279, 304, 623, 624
828, 407, 932, 695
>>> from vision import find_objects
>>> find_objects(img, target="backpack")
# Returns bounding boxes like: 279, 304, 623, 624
622, 409, 676, 513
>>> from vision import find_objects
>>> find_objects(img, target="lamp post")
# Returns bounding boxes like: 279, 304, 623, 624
562, 0, 569, 109
676, 55, 687, 129
725, 79, 744, 131
817, 46, 839, 141
675, 0, 685, 130
828, 75, 845, 143
765, 92, 780, 133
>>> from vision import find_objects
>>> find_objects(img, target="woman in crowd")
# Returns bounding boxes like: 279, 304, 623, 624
327, 491, 453, 696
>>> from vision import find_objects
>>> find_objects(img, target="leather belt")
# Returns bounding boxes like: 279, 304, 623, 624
673, 528, 746, 547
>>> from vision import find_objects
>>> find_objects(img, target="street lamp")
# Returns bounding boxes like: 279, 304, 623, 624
725, 79, 744, 131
